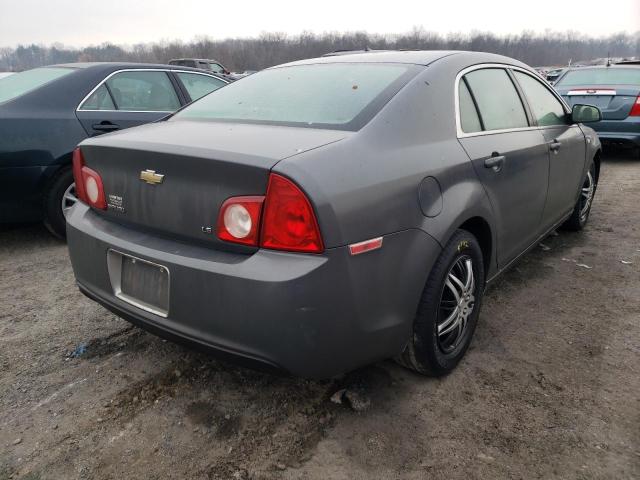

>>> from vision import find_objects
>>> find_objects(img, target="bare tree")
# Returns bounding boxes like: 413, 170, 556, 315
0, 30, 638, 72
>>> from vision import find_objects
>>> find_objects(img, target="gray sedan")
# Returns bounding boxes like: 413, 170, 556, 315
66, 51, 602, 378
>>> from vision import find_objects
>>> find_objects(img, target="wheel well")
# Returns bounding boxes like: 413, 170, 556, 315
459, 217, 492, 274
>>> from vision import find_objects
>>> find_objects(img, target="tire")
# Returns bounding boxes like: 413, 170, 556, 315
396, 229, 485, 376
43, 167, 76, 239
561, 161, 597, 232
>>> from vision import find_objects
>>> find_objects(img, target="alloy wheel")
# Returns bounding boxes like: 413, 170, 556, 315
61, 182, 78, 217
437, 255, 475, 353
579, 171, 595, 222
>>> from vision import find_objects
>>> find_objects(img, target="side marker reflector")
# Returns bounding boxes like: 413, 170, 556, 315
349, 237, 383, 256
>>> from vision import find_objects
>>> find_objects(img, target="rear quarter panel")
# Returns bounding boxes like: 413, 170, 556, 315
275, 55, 498, 276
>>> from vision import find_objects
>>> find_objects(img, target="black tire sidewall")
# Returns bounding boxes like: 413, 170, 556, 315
413, 230, 485, 375
563, 161, 597, 231
579, 162, 597, 227
43, 167, 74, 239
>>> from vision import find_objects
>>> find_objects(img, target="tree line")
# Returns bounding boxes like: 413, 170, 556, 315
1, 29, 638, 72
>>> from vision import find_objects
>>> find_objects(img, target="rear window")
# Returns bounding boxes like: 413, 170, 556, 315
556, 68, 640, 86
0, 67, 74, 104
173, 63, 418, 130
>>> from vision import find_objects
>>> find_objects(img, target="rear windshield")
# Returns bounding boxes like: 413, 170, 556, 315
173, 63, 417, 130
556, 68, 640, 86
0, 67, 75, 104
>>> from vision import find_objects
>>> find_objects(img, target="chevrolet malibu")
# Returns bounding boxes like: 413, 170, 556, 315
66, 51, 602, 378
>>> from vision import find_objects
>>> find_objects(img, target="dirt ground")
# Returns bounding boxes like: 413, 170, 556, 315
1, 151, 638, 480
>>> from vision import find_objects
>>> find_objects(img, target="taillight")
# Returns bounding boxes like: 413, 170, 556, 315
629, 96, 640, 116
71, 147, 107, 210
72, 148, 87, 204
217, 196, 264, 246
216, 173, 324, 253
260, 174, 324, 253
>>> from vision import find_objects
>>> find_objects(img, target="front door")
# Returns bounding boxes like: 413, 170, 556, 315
457, 67, 549, 268
511, 70, 587, 227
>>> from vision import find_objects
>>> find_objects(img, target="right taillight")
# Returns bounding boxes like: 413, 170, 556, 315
216, 173, 324, 253
629, 95, 640, 116
260, 173, 324, 253
217, 196, 265, 246
71, 147, 107, 210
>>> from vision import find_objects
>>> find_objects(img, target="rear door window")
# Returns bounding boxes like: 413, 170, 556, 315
459, 79, 482, 133
208, 63, 225, 74
463, 68, 529, 131
79, 84, 116, 110
0, 67, 74, 104
176, 72, 226, 101
105, 71, 180, 111
513, 71, 567, 126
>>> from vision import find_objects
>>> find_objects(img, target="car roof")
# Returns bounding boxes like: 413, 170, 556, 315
169, 58, 222, 63
275, 50, 527, 69
45, 62, 216, 73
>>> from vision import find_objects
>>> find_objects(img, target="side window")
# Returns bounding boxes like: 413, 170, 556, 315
176, 73, 226, 101
105, 71, 180, 112
513, 71, 567, 126
79, 84, 115, 110
209, 63, 225, 74
459, 79, 482, 133
464, 69, 529, 131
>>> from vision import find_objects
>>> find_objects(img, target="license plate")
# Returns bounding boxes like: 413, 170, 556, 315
107, 250, 169, 317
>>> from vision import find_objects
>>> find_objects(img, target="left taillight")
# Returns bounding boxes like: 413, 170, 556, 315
72, 147, 107, 210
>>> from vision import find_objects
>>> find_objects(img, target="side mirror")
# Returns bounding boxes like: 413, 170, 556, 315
571, 104, 602, 123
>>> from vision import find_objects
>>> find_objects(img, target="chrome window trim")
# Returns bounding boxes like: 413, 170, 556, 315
76, 68, 228, 113
455, 63, 574, 139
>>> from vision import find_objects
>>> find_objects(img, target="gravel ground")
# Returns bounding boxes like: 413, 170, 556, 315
0, 151, 638, 480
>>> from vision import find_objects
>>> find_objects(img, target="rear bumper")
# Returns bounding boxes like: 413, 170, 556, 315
66, 203, 440, 378
591, 118, 640, 147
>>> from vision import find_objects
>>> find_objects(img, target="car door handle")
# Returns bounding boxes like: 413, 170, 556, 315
548, 140, 561, 152
92, 122, 120, 132
484, 154, 505, 172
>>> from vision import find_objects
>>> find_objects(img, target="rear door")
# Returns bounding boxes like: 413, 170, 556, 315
457, 67, 549, 268
76, 70, 184, 136
512, 70, 586, 227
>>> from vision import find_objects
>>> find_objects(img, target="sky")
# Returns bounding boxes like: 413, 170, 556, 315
0, 0, 638, 48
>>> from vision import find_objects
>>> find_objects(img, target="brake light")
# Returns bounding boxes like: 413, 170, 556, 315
217, 196, 264, 246
260, 174, 324, 253
71, 147, 107, 210
629, 96, 640, 116
72, 148, 87, 204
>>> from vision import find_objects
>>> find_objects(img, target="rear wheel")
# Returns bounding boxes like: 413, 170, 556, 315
396, 229, 485, 376
43, 167, 77, 239
562, 161, 597, 231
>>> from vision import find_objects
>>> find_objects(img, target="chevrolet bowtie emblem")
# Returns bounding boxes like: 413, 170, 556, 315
140, 169, 164, 185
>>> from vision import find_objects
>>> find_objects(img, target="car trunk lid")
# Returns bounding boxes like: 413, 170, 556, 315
79, 119, 348, 249
559, 84, 640, 120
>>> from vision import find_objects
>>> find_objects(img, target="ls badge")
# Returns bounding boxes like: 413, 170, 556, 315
140, 169, 164, 185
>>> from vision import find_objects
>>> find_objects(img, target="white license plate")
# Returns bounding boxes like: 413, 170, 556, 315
107, 250, 169, 317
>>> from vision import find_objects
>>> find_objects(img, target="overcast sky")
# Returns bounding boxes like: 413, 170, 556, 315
0, 0, 638, 48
